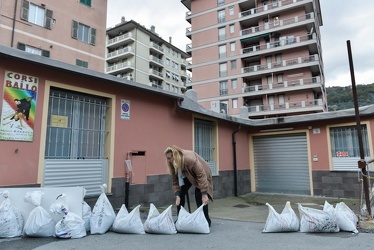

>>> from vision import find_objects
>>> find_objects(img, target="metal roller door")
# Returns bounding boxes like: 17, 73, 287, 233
253, 133, 310, 195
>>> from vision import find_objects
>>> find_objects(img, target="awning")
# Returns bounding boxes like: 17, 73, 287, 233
240, 33, 270, 42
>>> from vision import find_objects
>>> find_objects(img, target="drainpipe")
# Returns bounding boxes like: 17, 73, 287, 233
232, 125, 241, 197
11, 0, 18, 47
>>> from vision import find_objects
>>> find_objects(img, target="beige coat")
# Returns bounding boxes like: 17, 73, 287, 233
172, 149, 213, 199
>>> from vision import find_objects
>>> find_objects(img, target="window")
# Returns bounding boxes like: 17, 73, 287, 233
21, 0, 53, 29
219, 44, 226, 58
276, 74, 283, 83
217, 0, 225, 6
72, 20, 96, 45
219, 63, 227, 77
231, 79, 237, 89
80, 0, 92, 7
229, 6, 234, 15
232, 99, 238, 109
273, 16, 280, 26
229, 24, 235, 34
17, 42, 50, 57
218, 10, 225, 23
219, 81, 228, 96
76, 59, 88, 68
230, 42, 235, 52
230, 60, 236, 70
218, 27, 226, 41
166, 58, 170, 66
194, 119, 217, 175
266, 75, 272, 84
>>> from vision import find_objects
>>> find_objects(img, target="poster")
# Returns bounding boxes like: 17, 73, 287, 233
0, 71, 38, 141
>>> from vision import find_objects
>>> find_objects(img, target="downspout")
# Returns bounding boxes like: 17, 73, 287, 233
232, 124, 241, 197
11, 0, 18, 47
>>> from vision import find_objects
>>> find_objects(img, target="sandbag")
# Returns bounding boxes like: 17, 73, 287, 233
112, 204, 145, 234
143, 204, 176, 234
82, 188, 91, 232
23, 191, 55, 237
298, 203, 339, 233
175, 205, 209, 234
0, 191, 24, 238
49, 194, 69, 215
263, 201, 299, 233
90, 184, 116, 234
55, 211, 86, 239
335, 202, 358, 233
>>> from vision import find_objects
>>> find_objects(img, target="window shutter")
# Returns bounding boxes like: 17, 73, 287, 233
45, 9, 53, 29
17, 42, 26, 51
20, 0, 29, 21
42, 50, 50, 58
72, 20, 78, 39
90, 28, 96, 45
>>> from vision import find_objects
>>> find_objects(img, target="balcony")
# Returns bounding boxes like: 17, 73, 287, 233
107, 32, 134, 49
247, 99, 325, 116
239, 0, 306, 18
149, 68, 164, 80
149, 55, 164, 67
106, 61, 134, 74
241, 54, 319, 76
106, 47, 134, 63
240, 12, 314, 37
243, 76, 321, 95
150, 42, 164, 54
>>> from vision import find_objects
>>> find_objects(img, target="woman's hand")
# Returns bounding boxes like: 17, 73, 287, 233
175, 196, 181, 206
202, 194, 209, 205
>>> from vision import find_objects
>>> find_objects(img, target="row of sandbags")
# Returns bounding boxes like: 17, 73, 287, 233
0, 184, 209, 239
263, 201, 358, 233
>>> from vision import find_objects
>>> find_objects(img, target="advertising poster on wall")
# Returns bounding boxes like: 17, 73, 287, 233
0, 71, 38, 141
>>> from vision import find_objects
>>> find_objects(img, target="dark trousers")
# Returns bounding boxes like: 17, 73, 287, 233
177, 177, 211, 225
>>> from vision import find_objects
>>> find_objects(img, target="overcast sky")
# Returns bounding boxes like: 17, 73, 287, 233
107, 0, 374, 87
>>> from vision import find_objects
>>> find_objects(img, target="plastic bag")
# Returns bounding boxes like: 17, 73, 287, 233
263, 201, 299, 233
335, 202, 358, 233
49, 194, 69, 215
0, 191, 24, 238
23, 191, 55, 237
175, 205, 210, 234
82, 189, 91, 232
143, 204, 176, 234
298, 203, 339, 233
90, 184, 116, 234
55, 209, 86, 239
112, 204, 145, 234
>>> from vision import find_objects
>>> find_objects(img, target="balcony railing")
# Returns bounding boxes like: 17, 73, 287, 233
239, 0, 305, 18
107, 32, 133, 46
149, 69, 163, 78
150, 55, 164, 65
247, 99, 323, 112
106, 61, 133, 73
242, 54, 319, 74
243, 76, 321, 93
240, 12, 314, 36
150, 42, 164, 53
107, 47, 133, 59
241, 33, 315, 54
220, 89, 228, 96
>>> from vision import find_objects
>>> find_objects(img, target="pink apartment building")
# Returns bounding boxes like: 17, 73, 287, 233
0, 0, 107, 72
182, 0, 327, 119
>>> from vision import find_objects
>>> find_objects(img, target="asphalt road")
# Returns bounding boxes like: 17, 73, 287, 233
1, 219, 373, 250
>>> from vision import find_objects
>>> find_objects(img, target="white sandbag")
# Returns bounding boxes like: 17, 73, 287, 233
90, 184, 116, 234
0, 191, 24, 238
298, 203, 339, 233
112, 204, 145, 234
82, 201, 91, 232
23, 191, 55, 237
49, 194, 69, 215
55, 210, 86, 239
335, 202, 358, 233
143, 204, 176, 234
175, 205, 209, 234
263, 201, 299, 233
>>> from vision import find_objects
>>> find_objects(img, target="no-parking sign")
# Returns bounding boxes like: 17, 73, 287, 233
121, 99, 130, 120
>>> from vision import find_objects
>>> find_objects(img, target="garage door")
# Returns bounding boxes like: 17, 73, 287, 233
253, 132, 310, 195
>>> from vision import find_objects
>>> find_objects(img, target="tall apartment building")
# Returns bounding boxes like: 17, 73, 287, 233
182, 0, 327, 118
106, 18, 190, 93
0, 0, 107, 72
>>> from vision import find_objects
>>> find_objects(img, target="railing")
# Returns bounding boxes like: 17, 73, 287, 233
107, 32, 133, 45
150, 42, 164, 52
107, 47, 133, 59
242, 54, 318, 74
150, 55, 163, 65
220, 89, 228, 96
239, 0, 305, 18
247, 99, 323, 112
243, 76, 320, 93
149, 69, 163, 78
106, 61, 133, 72
241, 33, 315, 54
240, 12, 314, 36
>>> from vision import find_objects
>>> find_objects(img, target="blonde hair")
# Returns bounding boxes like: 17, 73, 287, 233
164, 145, 184, 175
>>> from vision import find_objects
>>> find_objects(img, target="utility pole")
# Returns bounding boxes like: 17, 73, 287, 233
346, 40, 372, 220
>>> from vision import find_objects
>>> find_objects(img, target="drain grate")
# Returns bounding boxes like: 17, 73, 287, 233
233, 204, 250, 208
